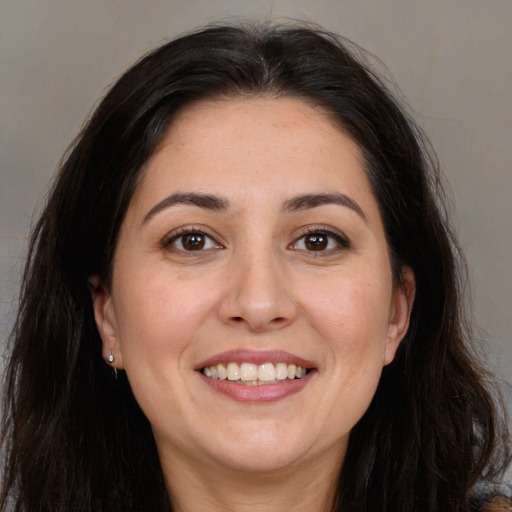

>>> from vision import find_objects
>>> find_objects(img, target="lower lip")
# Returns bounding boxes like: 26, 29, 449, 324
198, 371, 315, 403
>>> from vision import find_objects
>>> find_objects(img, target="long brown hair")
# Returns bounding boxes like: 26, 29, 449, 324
2, 22, 510, 512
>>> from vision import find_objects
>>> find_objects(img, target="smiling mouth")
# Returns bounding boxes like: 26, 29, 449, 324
202, 362, 309, 386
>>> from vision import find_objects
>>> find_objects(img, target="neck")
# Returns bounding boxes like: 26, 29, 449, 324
159, 447, 343, 512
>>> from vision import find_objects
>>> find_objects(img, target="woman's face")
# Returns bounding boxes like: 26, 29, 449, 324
92, 97, 414, 477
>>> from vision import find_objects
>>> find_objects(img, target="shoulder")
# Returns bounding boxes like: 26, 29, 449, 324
466, 495, 512, 512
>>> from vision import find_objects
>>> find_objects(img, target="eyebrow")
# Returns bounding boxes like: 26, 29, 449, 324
283, 193, 366, 220
142, 192, 229, 225
142, 191, 366, 225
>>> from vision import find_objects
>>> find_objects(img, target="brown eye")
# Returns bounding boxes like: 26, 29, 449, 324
290, 229, 350, 253
304, 234, 328, 251
165, 231, 221, 252
181, 233, 206, 251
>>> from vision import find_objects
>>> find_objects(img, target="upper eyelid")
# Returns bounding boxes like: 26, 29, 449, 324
160, 225, 349, 248
287, 229, 350, 255
295, 226, 350, 243
162, 226, 223, 248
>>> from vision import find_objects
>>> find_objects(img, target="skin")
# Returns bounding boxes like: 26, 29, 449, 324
91, 97, 415, 512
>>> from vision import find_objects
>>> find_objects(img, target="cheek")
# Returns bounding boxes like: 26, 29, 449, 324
109, 273, 218, 423
300, 270, 392, 363
292, 273, 393, 443
112, 271, 217, 364
305, 272, 391, 336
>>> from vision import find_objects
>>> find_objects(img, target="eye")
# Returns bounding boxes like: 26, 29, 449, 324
290, 229, 349, 253
164, 230, 222, 252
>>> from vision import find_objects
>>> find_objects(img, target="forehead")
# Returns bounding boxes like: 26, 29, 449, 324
129, 97, 380, 221
160, 96, 349, 160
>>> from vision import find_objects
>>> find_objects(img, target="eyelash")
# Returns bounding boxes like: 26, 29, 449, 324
290, 227, 350, 254
162, 227, 223, 252
162, 226, 350, 254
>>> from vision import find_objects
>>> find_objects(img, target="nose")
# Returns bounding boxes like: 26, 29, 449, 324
218, 249, 297, 332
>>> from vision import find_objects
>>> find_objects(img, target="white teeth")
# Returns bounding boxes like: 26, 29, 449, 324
275, 362, 288, 380
296, 366, 306, 378
240, 363, 258, 381
258, 363, 275, 381
202, 362, 310, 383
217, 364, 227, 380
227, 362, 240, 381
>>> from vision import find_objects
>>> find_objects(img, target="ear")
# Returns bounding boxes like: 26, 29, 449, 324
88, 275, 124, 370
384, 266, 416, 365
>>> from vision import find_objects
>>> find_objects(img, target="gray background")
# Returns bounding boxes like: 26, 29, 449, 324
1, 1, 511, 394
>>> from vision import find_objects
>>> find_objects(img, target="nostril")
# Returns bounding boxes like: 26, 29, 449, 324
231, 316, 287, 325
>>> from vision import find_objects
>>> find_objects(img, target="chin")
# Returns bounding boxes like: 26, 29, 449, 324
214, 447, 308, 474
199, 422, 344, 474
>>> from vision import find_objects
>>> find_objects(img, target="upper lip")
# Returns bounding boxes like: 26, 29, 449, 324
195, 349, 316, 370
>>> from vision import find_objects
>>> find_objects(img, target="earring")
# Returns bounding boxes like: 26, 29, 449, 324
106, 350, 118, 380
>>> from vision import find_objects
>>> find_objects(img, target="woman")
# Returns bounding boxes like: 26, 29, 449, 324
1, 22, 510, 512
